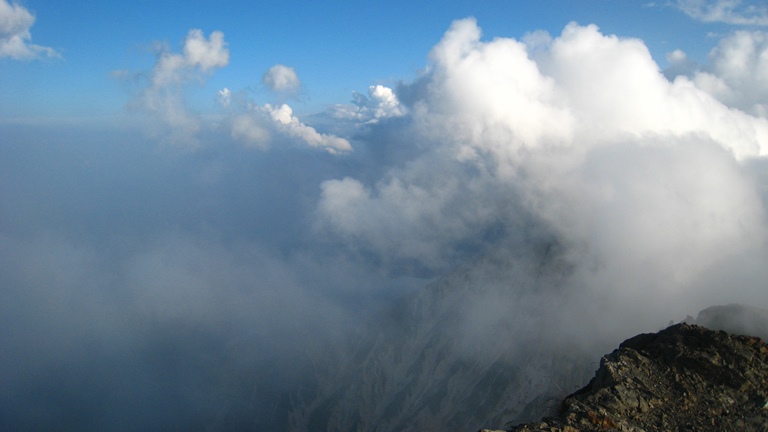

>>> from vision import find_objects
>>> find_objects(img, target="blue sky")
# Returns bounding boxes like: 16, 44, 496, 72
0, 0, 754, 120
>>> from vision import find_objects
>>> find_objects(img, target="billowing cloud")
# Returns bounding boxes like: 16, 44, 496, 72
183, 29, 229, 71
691, 30, 768, 116
316, 18, 768, 328
150, 29, 229, 87
676, 0, 768, 25
262, 64, 301, 97
265, 103, 352, 153
332, 85, 407, 123
0, 0, 59, 59
219, 88, 352, 153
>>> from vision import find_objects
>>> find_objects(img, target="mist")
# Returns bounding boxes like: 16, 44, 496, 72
3, 17, 768, 430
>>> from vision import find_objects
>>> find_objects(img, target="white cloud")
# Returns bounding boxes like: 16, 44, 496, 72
333, 85, 407, 123
692, 30, 768, 116
124, 29, 229, 146
315, 17, 768, 320
220, 97, 352, 153
0, 0, 59, 59
262, 64, 301, 96
150, 29, 229, 87
676, 0, 768, 25
123, 30, 352, 153
265, 103, 352, 153
183, 29, 229, 71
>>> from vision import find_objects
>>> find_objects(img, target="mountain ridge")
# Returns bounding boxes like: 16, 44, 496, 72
496, 323, 768, 432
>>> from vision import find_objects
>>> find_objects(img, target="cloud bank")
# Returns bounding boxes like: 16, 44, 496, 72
0, 0, 58, 59
317, 18, 768, 337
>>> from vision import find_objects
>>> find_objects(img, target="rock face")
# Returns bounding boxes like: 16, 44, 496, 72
505, 323, 768, 432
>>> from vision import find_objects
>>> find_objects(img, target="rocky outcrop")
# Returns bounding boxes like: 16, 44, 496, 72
503, 323, 768, 432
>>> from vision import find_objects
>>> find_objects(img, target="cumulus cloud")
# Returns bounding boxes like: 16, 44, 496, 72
676, 0, 768, 25
230, 112, 271, 149
0, 0, 59, 59
316, 18, 768, 330
150, 29, 229, 86
332, 85, 407, 123
262, 64, 301, 97
690, 30, 768, 116
218, 86, 352, 153
120, 31, 351, 152
265, 103, 352, 153
121, 29, 229, 146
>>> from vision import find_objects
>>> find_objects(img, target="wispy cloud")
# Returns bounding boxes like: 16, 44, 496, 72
117, 29, 229, 147
676, 0, 768, 25
0, 0, 59, 60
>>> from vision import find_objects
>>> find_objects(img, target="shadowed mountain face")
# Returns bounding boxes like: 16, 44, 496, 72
506, 323, 768, 432
287, 240, 600, 432
287, 237, 768, 432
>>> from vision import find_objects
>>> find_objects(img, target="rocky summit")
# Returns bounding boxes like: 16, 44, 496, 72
495, 323, 768, 432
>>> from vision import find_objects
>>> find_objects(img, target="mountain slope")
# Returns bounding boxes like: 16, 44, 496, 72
288, 240, 598, 431
287, 233, 768, 432
505, 323, 768, 432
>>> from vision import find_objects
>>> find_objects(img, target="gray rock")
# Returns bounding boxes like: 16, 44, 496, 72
506, 323, 768, 432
